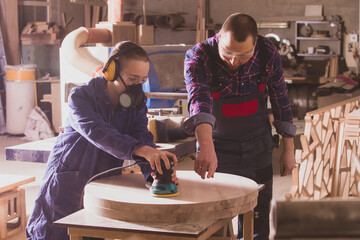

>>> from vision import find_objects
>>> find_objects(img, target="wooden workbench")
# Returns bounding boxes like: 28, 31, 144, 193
55, 171, 258, 240
55, 209, 236, 240
5, 137, 195, 163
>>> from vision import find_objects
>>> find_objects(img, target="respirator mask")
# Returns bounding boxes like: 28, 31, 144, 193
118, 76, 147, 110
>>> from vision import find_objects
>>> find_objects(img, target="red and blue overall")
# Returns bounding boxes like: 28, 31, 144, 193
184, 33, 296, 240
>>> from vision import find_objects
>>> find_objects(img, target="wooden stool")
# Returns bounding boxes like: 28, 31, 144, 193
0, 175, 35, 239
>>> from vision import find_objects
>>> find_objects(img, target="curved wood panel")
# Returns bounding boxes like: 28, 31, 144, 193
84, 171, 258, 223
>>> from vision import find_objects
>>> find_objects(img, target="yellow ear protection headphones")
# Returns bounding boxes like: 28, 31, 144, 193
102, 44, 147, 109
102, 44, 141, 82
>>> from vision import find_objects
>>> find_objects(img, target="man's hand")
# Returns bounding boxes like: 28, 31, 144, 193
279, 137, 295, 176
195, 148, 218, 179
194, 123, 218, 179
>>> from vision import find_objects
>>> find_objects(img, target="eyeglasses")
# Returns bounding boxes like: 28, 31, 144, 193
120, 72, 148, 85
218, 41, 255, 60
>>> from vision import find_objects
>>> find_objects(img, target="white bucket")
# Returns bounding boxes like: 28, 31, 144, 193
5, 65, 37, 135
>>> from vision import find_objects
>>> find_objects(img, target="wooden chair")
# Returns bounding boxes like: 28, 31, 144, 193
0, 175, 35, 239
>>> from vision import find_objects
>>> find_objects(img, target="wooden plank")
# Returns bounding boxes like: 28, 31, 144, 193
0, 193, 5, 239
322, 111, 330, 127
346, 109, 360, 119
101, 5, 107, 22
322, 123, 333, 155
300, 135, 310, 156
323, 143, 330, 165
309, 127, 320, 152
295, 149, 302, 164
57, 209, 241, 240
304, 116, 312, 140
2, 0, 21, 65
243, 210, 254, 240
332, 119, 345, 197
84, 171, 258, 224
19, 188, 26, 236
92, 5, 100, 28
303, 154, 313, 189
0, 175, 35, 194
314, 146, 322, 173
84, 4, 91, 28
298, 159, 307, 193
306, 96, 360, 116
195, 0, 203, 43
258, 15, 324, 21
314, 161, 323, 189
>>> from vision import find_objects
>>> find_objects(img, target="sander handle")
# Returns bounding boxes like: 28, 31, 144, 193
132, 156, 175, 175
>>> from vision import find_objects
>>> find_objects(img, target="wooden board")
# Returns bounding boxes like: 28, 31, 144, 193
289, 96, 360, 200
5, 137, 56, 163
345, 109, 360, 119
5, 137, 195, 163
84, 171, 258, 224
1, 0, 21, 65
0, 175, 35, 194
55, 209, 232, 239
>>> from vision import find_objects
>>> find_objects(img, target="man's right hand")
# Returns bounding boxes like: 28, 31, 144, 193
194, 123, 218, 179
194, 148, 218, 179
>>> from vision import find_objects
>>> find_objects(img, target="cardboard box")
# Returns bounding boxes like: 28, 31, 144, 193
95, 21, 136, 46
137, 25, 154, 45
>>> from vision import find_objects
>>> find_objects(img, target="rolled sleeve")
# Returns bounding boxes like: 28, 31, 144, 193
273, 120, 297, 138
183, 112, 216, 134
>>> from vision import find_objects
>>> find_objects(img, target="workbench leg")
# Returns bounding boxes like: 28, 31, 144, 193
69, 235, 83, 240
68, 229, 83, 240
210, 220, 235, 239
243, 209, 254, 240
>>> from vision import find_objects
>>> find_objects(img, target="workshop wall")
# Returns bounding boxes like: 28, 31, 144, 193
16, 0, 359, 120
122, 0, 359, 45
18, 1, 358, 46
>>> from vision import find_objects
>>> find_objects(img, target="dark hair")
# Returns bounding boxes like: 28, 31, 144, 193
110, 41, 149, 71
221, 13, 258, 44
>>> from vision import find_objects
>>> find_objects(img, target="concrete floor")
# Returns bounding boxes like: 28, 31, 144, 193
0, 126, 301, 239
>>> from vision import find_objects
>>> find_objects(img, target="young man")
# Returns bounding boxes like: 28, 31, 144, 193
184, 13, 296, 239
26, 41, 178, 240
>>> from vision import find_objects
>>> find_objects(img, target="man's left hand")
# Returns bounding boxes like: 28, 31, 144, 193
279, 137, 295, 176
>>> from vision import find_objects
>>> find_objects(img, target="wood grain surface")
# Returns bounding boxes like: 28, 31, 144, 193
84, 170, 258, 223
0, 175, 35, 194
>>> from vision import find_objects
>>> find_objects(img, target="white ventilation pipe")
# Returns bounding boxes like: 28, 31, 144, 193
61, 27, 111, 76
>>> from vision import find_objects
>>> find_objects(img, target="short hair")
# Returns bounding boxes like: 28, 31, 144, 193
221, 13, 258, 44
110, 41, 149, 71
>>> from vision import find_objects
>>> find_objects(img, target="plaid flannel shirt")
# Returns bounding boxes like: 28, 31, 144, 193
184, 33, 296, 138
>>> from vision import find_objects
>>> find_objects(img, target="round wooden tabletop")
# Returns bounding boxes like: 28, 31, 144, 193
84, 170, 258, 223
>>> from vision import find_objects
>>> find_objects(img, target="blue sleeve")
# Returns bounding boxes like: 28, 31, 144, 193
68, 87, 153, 162
128, 106, 156, 180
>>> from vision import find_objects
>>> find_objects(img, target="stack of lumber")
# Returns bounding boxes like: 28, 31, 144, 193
21, 22, 60, 45
288, 96, 360, 199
